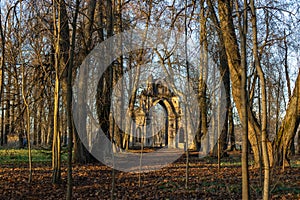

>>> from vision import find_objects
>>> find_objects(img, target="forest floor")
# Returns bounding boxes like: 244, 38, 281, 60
0, 149, 299, 200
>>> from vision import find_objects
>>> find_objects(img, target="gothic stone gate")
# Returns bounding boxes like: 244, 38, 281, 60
130, 77, 184, 149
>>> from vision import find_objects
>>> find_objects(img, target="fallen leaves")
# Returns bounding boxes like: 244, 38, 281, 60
0, 153, 299, 199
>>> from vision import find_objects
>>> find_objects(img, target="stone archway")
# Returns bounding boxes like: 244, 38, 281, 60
130, 77, 183, 149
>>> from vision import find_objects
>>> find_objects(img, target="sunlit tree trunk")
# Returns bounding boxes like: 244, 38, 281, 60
240, 0, 250, 198
218, 0, 250, 198
273, 70, 300, 167
52, 0, 61, 184
218, 0, 261, 167
250, 0, 270, 198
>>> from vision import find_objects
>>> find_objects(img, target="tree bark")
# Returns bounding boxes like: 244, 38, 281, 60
240, 0, 250, 198
96, 0, 113, 141
250, 0, 270, 198
73, 0, 98, 164
197, 0, 208, 152
218, 0, 261, 166
52, 0, 61, 184
66, 0, 80, 198
207, 0, 231, 156
273, 70, 300, 167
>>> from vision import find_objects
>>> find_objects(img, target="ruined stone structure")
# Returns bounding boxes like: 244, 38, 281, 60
129, 76, 185, 149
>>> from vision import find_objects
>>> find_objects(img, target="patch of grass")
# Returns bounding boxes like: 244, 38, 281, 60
272, 184, 300, 194
220, 161, 242, 166
0, 148, 68, 164
291, 160, 300, 168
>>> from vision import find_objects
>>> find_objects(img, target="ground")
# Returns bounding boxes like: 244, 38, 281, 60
0, 149, 299, 199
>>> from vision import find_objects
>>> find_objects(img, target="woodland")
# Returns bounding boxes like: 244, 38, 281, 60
0, 0, 299, 199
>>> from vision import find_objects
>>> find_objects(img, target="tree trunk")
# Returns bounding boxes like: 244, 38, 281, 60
112, 0, 125, 150
273, 70, 300, 167
52, 70, 61, 184
73, 0, 98, 164
196, 0, 208, 152
207, 0, 231, 156
19, 1, 32, 183
33, 103, 38, 146
240, 0, 250, 198
184, 0, 190, 189
0, 6, 5, 146
52, 0, 61, 184
96, 0, 113, 143
250, 0, 270, 198
218, 0, 261, 166
66, 0, 80, 198
5, 70, 11, 145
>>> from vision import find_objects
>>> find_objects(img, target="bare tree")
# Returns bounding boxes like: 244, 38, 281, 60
66, 0, 80, 199
217, 0, 250, 198
250, 0, 270, 198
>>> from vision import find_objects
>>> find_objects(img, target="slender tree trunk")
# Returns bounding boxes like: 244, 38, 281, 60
37, 102, 42, 145
23, 89, 32, 183
250, 0, 270, 198
198, 0, 208, 152
0, 6, 5, 146
275, 79, 281, 135
19, 1, 32, 183
283, 30, 291, 99
66, 0, 80, 199
114, 0, 125, 150
23, 63, 32, 184
52, 73, 61, 183
52, 0, 61, 184
184, 0, 190, 189
237, 0, 250, 198
5, 70, 10, 145
33, 102, 38, 146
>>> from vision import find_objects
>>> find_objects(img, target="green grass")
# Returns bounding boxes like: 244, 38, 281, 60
291, 160, 300, 168
272, 183, 300, 194
0, 148, 68, 164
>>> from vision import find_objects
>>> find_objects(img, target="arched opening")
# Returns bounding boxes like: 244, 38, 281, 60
153, 99, 178, 148
131, 78, 182, 149
149, 103, 166, 147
